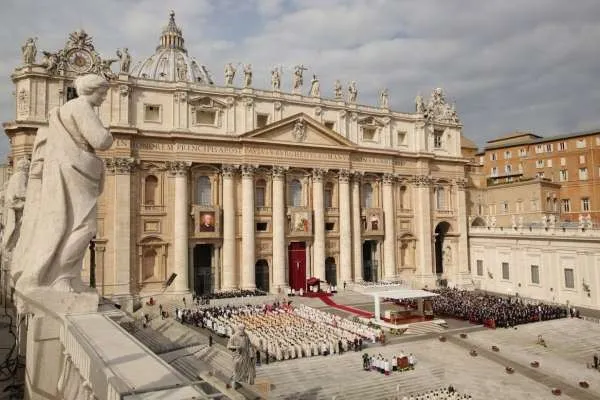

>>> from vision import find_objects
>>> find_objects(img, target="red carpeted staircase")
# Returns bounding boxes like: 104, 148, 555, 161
317, 294, 374, 318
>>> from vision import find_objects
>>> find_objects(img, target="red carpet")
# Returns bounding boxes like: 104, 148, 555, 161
317, 294, 374, 318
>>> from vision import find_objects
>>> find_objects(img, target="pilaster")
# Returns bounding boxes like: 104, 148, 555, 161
455, 178, 469, 283
413, 175, 433, 282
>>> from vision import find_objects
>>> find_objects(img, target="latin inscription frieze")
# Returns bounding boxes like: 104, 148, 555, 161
245, 146, 348, 161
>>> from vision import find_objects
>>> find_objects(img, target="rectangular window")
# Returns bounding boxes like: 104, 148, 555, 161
547, 159, 553, 168
476, 260, 483, 276
325, 222, 335, 231
579, 155, 586, 164
564, 268, 575, 289
490, 152, 497, 161
558, 141, 567, 151
560, 157, 566, 166
582, 197, 590, 212
545, 143, 553, 152
519, 148, 527, 157
531, 265, 540, 284
491, 167, 498, 177
256, 113, 269, 128
256, 222, 268, 232
504, 150, 512, 159
433, 131, 443, 148
196, 110, 217, 125
502, 202, 509, 213
530, 199, 538, 211
363, 127, 377, 141
559, 170, 568, 181
504, 164, 512, 174
144, 104, 161, 122
536, 144, 544, 153
576, 139, 586, 148
502, 262, 510, 280
561, 199, 571, 212
324, 121, 335, 130
579, 168, 588, 180
255, 186, 266, 207
536, 160, 545, 168
397, 131, 407, 146
536, 172, 544, 179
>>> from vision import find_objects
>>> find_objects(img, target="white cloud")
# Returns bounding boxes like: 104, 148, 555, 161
2, 0, 600, 160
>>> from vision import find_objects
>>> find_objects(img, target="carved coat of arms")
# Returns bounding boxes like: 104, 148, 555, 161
292, 119, 307, 142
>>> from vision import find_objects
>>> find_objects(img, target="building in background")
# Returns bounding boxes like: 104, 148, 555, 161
479, 130, 600, 225
3, 12, 470, 302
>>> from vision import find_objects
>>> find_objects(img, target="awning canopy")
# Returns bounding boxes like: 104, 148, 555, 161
367, 289, 439, 300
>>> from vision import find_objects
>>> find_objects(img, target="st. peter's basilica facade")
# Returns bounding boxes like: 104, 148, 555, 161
4, 12, 469, 300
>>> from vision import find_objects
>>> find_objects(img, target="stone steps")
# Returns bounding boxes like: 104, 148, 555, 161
405, 321, 446, 335
196, 346, 234, 378
119, 320, 182, 354
160, 344, 208, 363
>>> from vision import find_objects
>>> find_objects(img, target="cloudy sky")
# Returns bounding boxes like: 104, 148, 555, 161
2, 0, 600, 160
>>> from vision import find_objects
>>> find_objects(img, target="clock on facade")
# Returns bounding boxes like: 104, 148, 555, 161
67, 49, 93, 73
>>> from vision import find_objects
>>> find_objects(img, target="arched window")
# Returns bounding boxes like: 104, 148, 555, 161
289, 179, 302, 207
196, 176, 211, 205
435, 186, 445, 210
255, 179, 266, 207
142, 248, 157, 281
362, 183, 373, 208
324, 182, 334, 208
144, 175, 158, 205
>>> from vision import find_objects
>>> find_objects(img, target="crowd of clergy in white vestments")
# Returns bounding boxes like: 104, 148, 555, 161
362, 350, 417, 375
176, 301, 384, 361
393, 386, 472, 400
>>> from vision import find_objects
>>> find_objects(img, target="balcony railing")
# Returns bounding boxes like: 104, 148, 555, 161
255, 206, 272, 214
141, 204, 166, 213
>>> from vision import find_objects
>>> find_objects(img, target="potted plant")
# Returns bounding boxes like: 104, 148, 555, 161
505, 366, 514, 374
470, 349, 478, 357
460, 333, 468, 339
491, 345, 500, 352
551, 388, 561, 395
530, 361, 540, 368
579, 381, 589, 389
439, 336, 447, 342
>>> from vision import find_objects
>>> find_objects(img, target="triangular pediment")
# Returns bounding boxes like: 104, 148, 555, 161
240, 113, 356, 149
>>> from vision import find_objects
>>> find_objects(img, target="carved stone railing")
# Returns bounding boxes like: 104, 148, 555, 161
255, 206, 272, 214
15, 289, 214, 400
141, 204, 166, 213
325, 207, 339, 215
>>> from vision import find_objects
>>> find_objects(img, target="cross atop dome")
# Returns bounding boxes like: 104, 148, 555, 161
157, 10, 186, 53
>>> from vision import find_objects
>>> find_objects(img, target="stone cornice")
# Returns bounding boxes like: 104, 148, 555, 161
104, 157, 138, 174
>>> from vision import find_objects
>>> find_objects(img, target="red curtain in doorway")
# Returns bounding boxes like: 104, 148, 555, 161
288, 242, 306, 291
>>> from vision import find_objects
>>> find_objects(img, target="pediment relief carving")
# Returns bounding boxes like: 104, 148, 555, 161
358, 115, 386, 127
188, 96, 227, 109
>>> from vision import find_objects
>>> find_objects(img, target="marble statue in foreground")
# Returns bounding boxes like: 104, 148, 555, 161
12, 74, 112, 297
227, 324, 256, 386
1, 158, 30, 270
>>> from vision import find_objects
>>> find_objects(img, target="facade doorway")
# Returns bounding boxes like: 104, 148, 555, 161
193, 244, 213, 295
288, 242, 306, 291
325, 257, 337, 286
255, 259, 269, 292
362, 240, 378, 282
434, 222, 451, 275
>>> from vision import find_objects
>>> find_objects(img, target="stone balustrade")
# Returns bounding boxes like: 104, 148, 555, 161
16, 290, 218, 399
469, 225, 600, 238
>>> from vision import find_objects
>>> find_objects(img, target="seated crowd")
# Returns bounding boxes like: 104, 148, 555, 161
354, 280, 408, 288
398, 386, 472, 400
431, 288, 567, 328
286, 285, 338, 296
192, 289, 266, 305
177, 302, 382, 362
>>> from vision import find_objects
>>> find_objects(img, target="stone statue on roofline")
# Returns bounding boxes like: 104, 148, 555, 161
333, 80, 343, 99
21, 37, 37, 65
224, 62, 236, 86
309, 74, 320, 97
12, 74, 112, 310
243, 64, 252, 88
271, 66, 281, 91
116, 48, 131, 73
379, 88, 389, 108
348, 81, 358, 103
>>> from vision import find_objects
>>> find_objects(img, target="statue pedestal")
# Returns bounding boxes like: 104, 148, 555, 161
14, 288, 98, 400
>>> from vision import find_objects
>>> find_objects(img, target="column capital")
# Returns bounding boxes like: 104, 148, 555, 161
454, 177, 467, 189
167, 160, 191, 176
411, 174, 432, 187
241, 164, 258, 178
382, 173, 395, 185
104, 157, 138, 174
272, 165, 288, 179
221, 164, 238, 178
338, 169, 351, 183
351, 170, 364, 183
312, 168, 327, 181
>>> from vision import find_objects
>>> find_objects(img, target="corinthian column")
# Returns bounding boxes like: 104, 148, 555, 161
455, 178, 469, 278
272, 166, 287, 292
312, 169, 326, 281
382, 173, 396, 280
413, 175, 433, 280
169, 160, 191, 293
106, 157, 136, 296
241, 164, 256, 290
352, 172, 363, 282
338, 169, 352, 284
221, 165, 237, 290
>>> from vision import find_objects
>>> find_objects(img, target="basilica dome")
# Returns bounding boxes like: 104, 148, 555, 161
131, 11, 213, 85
